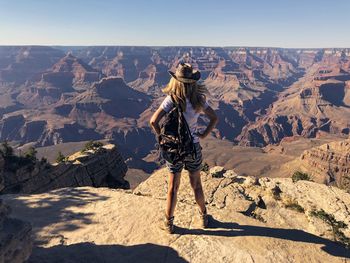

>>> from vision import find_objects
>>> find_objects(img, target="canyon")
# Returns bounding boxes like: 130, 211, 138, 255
0, 45, 349, 192
0, 46, 349, 178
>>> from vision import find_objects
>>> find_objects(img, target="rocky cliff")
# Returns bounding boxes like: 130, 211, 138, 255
1, 144, 129, 194
2, 167, 350, 262
0, 154, 33, 263
285, 139, 350, 191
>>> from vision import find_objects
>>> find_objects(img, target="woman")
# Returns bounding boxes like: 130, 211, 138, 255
150, 62, 218, 234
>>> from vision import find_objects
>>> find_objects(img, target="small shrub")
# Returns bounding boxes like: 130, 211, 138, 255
24, 147, 37, 162
292, 171, 312, 183
284, 201, 305, 213
310, 209, 350, 248
81, 140, 104, 153
56, 151, 66, 163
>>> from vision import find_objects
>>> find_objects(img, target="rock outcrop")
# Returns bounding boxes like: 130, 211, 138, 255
135, 167, 350, 245
1, 144, 129, 194
3, 167, 350, 262
0, 154, 33, 263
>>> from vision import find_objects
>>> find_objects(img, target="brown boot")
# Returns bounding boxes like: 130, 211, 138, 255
199, 208, 209, 228
163, 214, 175, 234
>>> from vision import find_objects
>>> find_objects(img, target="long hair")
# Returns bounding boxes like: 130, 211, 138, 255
162, 77, 208, 112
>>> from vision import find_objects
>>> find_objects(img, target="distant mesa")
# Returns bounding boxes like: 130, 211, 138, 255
46, 53, 103, 85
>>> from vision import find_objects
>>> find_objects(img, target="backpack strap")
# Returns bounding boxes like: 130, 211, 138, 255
170, 94, 180, 110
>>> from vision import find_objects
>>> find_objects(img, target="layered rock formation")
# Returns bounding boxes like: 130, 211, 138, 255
71, 76, 152, 118
238, 65, 350, 146
15, 53, 103, 107
0, 154, 33, 263
1, 144, 129, 194
2, 167, 350, 262
48, 53, 102, 85
284, 139, 350, 190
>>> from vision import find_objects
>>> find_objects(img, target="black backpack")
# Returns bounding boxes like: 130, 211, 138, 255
157, 95, 197, 165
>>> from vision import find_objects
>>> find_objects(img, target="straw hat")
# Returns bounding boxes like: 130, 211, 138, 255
168, 62, 201, 83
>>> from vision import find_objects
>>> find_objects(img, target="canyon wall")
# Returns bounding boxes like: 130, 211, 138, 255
298, 139, 350, 190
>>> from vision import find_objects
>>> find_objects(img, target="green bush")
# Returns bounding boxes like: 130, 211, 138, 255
310, 209, 350, 248
81, 140, 104, 153
56, 151, 66, 163
284, 202, 305, 213
24, 146, 37, 162
292, 171, 312, 183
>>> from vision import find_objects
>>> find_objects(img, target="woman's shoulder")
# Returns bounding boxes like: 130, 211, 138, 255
160, 95, 174, 113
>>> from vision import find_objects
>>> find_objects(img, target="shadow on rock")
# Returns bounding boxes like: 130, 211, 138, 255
175, 216, 350, 259
29, 242, 188, 263
3, 188, 110, 246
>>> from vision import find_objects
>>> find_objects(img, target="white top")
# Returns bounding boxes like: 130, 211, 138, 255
160, 95, 209, 143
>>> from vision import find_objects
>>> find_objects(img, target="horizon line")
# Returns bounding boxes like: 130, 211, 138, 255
0, 44, 350, 50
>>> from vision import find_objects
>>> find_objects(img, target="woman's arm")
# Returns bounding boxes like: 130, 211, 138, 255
197, 106, 218, 139
149, 107, 167, 135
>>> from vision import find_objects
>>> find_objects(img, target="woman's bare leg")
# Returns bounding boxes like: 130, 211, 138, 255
166, 172, 181, 218
189, 170, 206, 214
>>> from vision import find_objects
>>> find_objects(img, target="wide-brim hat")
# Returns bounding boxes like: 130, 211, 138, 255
168, 62, 201, 83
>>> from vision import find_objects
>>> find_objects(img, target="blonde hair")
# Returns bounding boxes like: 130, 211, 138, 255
162, 77, 209, 112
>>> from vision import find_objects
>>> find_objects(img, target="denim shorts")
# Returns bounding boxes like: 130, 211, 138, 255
164, 142, 203, 173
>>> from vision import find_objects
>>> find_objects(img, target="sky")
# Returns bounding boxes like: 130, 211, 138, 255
0, 0, 349, 48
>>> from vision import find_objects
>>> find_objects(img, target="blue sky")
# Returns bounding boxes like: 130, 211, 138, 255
0, 0, 349, 47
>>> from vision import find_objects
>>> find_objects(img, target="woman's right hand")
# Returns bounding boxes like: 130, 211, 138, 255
199, 106, 218, 139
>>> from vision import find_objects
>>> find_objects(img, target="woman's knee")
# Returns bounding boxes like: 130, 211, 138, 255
189, 174, 202, 191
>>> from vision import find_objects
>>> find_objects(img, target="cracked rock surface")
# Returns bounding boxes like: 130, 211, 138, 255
2, 167, 350, 262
